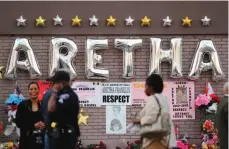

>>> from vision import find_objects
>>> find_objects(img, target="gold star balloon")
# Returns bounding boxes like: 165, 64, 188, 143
182, 16, 192, 27
78, 108, 89, 126
36, 16, 46, 27
106, 16, 116, 26
72, 16, 82, 26
141, 16, 151, 27
0, 66, 4, 79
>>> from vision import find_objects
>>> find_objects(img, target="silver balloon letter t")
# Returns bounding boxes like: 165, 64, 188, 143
49, 38, 78, 78
4, 38, 42, 80
188, 40, 225, 81
115, 39, 142, 79
149, 38, 183, 78
85, 39, 109, 79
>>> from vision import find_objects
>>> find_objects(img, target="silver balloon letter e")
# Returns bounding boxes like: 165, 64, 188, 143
115, 39, 142, 79
85, 39, 109, 80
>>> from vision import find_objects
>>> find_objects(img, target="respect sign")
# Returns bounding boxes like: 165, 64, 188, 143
101, 83, 131, 105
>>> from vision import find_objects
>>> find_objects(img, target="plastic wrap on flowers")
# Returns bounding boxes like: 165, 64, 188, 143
5, 87, 24, 105
4, 87, 24, 137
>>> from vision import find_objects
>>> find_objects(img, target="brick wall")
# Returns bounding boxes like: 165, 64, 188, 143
0, 35, 228, 147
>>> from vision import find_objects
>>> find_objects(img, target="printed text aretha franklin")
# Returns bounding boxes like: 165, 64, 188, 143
102, 85, 130, 103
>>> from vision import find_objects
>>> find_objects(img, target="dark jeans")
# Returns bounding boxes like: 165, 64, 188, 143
44, 132, 49, 149
49, 133, 77, 149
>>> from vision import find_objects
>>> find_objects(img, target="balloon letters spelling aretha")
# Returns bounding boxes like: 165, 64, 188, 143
115, 39, 142, 79
188, 40, 225, 81
49, 38, 78, 78
149, 38, 183, 78
85, 39, 109, 80
4, 38, 42, 80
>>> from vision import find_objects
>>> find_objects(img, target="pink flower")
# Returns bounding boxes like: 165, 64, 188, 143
176, 141, 188, 149
208, 139, 215, 145
213, 135, 218, 141
195, 94, 210, 107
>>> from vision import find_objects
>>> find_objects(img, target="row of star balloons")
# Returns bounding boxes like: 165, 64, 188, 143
16, 15, 211, 27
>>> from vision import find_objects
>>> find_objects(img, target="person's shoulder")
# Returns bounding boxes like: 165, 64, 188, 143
68, 89, 78, 97
42, 90, 53, 99
69, 91, 79, 100
44, 90, 53, 96
18, 100, 29, 108
19, 100, 29, 105
145, 95, 158, 105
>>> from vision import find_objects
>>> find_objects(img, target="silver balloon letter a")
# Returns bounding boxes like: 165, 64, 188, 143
188, 40, 225, 81
49, 38, 78, 78
85, 39, 109, 79
149, 38, 183, 78
115, 39, 142, 79
4, 38, 42, 80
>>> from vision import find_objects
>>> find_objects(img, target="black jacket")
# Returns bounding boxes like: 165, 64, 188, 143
49, 86, 80, 137
216, 96, 228, 149
16, 100, 44, 149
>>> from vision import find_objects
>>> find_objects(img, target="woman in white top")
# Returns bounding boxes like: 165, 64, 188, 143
139, 74, 176, 149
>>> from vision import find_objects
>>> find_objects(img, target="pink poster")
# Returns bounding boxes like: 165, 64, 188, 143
131, 82, 170, 107
169, 81, 195, 120
132, 81, 195, 120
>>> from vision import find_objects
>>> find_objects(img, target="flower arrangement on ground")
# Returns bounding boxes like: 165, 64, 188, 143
0, 142, 18, 149
195, 82, 220, 149
86, 141, 106, 149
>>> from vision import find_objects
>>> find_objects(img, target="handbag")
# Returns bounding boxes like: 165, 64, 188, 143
140, 95, 171, 138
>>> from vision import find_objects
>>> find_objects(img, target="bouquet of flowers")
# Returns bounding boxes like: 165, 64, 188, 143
126, 140, 142, 149
175, 133, 191, 149
4, 87, 24, 137
86, 141, 106, 149
188, 144, 197, 149
0, 142, 18, 149
201, 131, 219, 149
195, 94, 210, 110
200, 119, 219, 149
195, 82, 221, 113
201, 120, 214, 133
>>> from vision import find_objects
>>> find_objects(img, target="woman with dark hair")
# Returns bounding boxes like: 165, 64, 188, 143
16, 82, 45, 149
110, 119, 122, 132
139, 74, 176, 149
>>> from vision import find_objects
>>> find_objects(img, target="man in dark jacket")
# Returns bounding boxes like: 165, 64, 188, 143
216, 82, 228, 149
41, 88, 56, 149
47, 70, 80, 149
